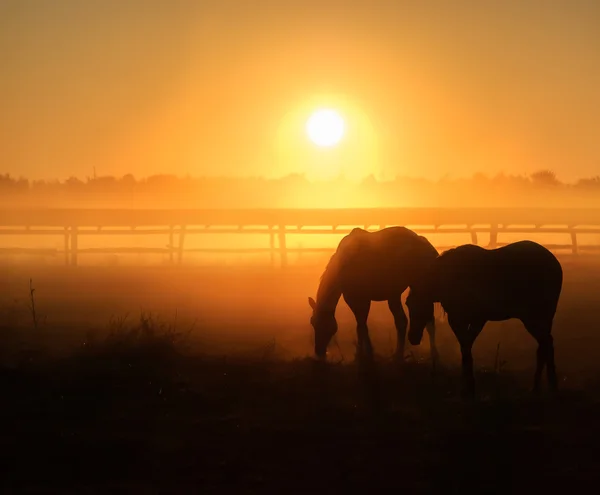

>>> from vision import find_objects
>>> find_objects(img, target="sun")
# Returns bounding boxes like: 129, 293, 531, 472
275, 95, 380, 183
306, 109, 345, 147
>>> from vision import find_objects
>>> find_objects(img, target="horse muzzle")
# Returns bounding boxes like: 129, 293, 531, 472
408, 331, 423, 346
315, 346, 327, 360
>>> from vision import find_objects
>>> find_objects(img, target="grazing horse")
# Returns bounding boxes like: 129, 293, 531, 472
308, 226, 440, 362
406, 240, 563, 397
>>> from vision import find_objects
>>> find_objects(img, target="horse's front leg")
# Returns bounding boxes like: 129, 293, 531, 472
448, 316, 485, 398
388, 298, 408, 362
345, 296, 373, 360
460, 342, 475, 398
425, 318, 439, 370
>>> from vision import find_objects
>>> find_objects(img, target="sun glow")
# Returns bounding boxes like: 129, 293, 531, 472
306, 109, 345, 147
275, 94, 380, 184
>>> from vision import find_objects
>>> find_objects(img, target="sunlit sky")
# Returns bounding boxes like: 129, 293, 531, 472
1, 0, 600, 182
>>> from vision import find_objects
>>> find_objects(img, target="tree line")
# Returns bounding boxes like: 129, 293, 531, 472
1, 170, 599, 208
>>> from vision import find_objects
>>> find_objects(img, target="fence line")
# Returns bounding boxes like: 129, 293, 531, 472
2, 207, 600, 266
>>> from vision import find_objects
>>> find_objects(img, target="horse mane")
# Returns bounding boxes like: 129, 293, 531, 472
320, 228, 366, 282
437, 243, 485, 263
316, 229, 368, 306
320, 250, 340, 282
314, 251, 344, 312
437, 246, 458, 259
417, 234, 441, 259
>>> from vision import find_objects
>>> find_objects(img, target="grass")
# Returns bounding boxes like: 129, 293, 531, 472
2, 313, 600, 494
2, 260, 600, 493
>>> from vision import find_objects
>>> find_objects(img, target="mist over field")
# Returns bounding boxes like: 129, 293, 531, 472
2, 171, 600, 209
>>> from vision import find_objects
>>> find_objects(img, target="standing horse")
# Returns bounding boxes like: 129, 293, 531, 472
406, 240, 563, 397
308, 226, 440, 362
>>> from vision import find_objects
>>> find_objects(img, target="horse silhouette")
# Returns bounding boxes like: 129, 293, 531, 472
308, 226, 440, 362
406, 240, 563, 397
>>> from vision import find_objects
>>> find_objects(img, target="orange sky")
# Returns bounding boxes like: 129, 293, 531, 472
1, 1, 600, 182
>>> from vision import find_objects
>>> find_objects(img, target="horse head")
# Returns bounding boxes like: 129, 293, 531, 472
308, 296, 338, 359
406, 286, 435, 346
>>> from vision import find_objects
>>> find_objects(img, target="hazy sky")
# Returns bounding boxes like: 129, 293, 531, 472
1, 0, 600, 181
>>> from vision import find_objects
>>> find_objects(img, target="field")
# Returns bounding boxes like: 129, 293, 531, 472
2, 256, 600, 493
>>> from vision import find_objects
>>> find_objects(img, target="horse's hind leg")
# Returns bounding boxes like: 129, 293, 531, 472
387, 298, 407, 362
525, 319, 557, 394
545, 334, 557, 392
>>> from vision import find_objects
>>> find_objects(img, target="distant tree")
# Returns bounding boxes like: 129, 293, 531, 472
530, 169, 560, 186
65, 176, 84, 188
120, 173, 136, 185
576, 176, 600, 188
0, 173, 29, 193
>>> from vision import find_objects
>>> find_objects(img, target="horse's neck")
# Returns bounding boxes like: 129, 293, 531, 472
316, 268, 343, 314
429, 261, 451, 303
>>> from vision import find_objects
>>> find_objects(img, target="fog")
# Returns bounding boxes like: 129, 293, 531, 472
1, 256, 599, 379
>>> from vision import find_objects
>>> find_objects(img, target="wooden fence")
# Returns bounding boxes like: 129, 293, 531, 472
2, 207, 600, 266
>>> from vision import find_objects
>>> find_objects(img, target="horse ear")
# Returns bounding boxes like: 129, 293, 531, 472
308, 297, 316, 310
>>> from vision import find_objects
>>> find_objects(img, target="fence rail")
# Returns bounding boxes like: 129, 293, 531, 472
2, 207, 600, 266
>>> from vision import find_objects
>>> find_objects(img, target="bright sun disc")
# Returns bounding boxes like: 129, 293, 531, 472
306, 109, 345, 147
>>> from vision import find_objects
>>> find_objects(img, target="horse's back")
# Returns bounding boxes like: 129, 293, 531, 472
333, 226, 438, 298
336, 226, 437, 268
448, 240, 560, 271
490, 241, 562, 291
439, 241, 562, 320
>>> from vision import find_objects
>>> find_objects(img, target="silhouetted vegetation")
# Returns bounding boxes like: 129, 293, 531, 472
2, 310, 600, 492
2, 261, 600, 491
2, 170, 600, 208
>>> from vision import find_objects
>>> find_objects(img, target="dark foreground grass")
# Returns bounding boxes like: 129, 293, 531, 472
2, 320, 600, 494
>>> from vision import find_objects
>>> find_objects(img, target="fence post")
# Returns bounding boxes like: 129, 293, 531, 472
64, 227, 70, 266
169, 226, 174, 264
177, 225, 186, 265
470, 229, 478, 245
489, 224, 498, 249
571, 229, 578, 255
278, 225, 287, 267
70, 226, 78, 266
269, 226, 276, 266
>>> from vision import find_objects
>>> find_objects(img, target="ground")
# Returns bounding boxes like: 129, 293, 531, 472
1, 256, 600, 493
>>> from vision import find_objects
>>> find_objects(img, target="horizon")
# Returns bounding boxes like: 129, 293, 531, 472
1, 168, 597, 185
2, 168, 599, 211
